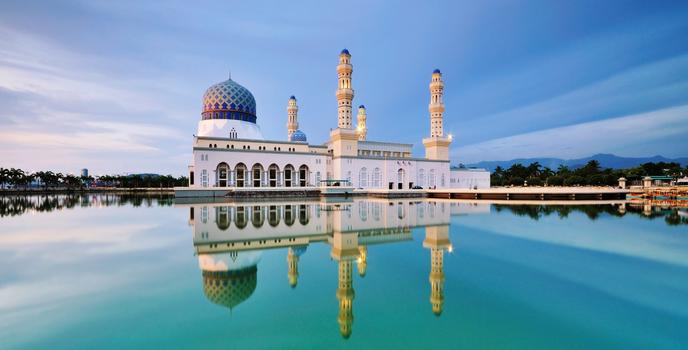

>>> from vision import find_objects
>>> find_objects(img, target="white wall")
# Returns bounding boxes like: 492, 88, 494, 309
450, 169, 490, 189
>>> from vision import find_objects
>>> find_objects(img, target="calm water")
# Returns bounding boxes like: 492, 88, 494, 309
1, 195, 687, 350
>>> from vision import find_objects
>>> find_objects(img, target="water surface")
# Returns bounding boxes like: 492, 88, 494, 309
1, 195, 686, 349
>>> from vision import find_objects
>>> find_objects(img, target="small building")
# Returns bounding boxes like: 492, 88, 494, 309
81, 168, 88, 178
449, 167, 490, 189
643, 176, 673, 188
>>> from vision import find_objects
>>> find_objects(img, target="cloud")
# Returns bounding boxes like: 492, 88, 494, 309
453, 104, 688, 163
0, 25, 191, 174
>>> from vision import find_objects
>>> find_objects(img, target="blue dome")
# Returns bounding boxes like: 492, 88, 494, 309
290, 129, 307, 142
340, 48, 350, 55
359, 105, 365, 109
202, 78, 257, 123
433, 68, 441, 74
289, 95, 296, 100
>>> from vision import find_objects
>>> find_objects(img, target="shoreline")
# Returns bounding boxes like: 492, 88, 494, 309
0, 187, 175, 195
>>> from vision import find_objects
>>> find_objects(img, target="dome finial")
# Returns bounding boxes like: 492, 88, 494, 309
228, 69, 231, 80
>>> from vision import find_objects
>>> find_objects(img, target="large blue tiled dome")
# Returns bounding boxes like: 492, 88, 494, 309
202, 78, 257, 123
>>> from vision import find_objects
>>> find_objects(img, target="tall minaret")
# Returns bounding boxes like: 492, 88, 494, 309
336, 49, 354, 129
429, 69, 445, 137
287, 95, 299, 141
422, 69, 452, 161
356, 105, 367, 141
287, 247, 299, 288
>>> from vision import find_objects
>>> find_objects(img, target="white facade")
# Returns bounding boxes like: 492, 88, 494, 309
450, 168, 491, 189
186, 50, 489, 192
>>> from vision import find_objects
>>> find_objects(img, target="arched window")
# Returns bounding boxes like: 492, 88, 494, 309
268, 164, 279, 187
373, 167, 381, 187
346, 171, 352, 186
299, 165, 309, 187
429, 169, 436, 188
359, 167, 368, 188
216, 163, 229, 187
418, 169, 425, 187
252, 164, 263, 187
284, 165, 295, 187
235, 163, 247, 187
315, 171, 321, 186
441, 173, 446, 187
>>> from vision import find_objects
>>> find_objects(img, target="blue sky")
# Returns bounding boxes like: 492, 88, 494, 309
1, 0, 687, 175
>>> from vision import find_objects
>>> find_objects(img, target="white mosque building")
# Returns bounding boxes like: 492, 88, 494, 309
181, 49, 488, 196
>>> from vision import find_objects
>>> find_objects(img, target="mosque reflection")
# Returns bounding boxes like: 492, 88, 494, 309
183, 198, 484, 338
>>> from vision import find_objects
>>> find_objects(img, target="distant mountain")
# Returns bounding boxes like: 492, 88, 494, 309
465, 154, 688, 172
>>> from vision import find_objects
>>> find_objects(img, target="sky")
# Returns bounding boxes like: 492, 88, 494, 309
1, 0, 687, 175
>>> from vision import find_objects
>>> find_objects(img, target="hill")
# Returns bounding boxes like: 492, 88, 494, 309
466, 154, 688, 172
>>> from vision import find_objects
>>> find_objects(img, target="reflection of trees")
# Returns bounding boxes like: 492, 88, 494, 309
0, 194, 174, 217
494, 204, 687, 226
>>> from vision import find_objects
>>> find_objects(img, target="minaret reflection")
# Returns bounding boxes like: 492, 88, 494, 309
357, 246, 367, 277
422, 225, 451, 316
287, 246, 307, 288
331, 231, 360, 339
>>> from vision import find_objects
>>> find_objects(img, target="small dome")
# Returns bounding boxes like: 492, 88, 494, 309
290, 129, 307, 142
340, 48, 350, 55
202, 78, 257, 123
359, 105, 365, 109
433, 68, 441, 74
289, 95, 296, 100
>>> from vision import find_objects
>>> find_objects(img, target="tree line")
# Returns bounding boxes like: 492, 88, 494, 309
0, 168, 188, 190
490, 160, 687, 187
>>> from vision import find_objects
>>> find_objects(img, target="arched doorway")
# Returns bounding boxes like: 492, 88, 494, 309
299, 165, 309, 187
235, 163, 247, 187
268, 164, 279, 187
284, 164, 295, 187
216, 163, 230, 187
252, 164, 264, 187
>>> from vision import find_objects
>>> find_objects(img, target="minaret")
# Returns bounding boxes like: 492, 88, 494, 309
287, 96, 299, 141
287, 247, 299, 288
356, 105, 367, 141
336, 49, 354, 129
429, 69, 445, 137
329, 49, 359, 159
423, 225, 451, 316
336, 260, 355, 339
423, 69, 452, 161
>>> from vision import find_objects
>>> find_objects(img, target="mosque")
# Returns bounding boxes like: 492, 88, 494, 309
182, 49, 489, 194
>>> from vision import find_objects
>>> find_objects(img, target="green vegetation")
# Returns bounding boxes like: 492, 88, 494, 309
0, 167, 188, 190
490, 160, 687, 187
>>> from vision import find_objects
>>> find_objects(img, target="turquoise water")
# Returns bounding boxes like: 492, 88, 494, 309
1, 195, 686, 349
